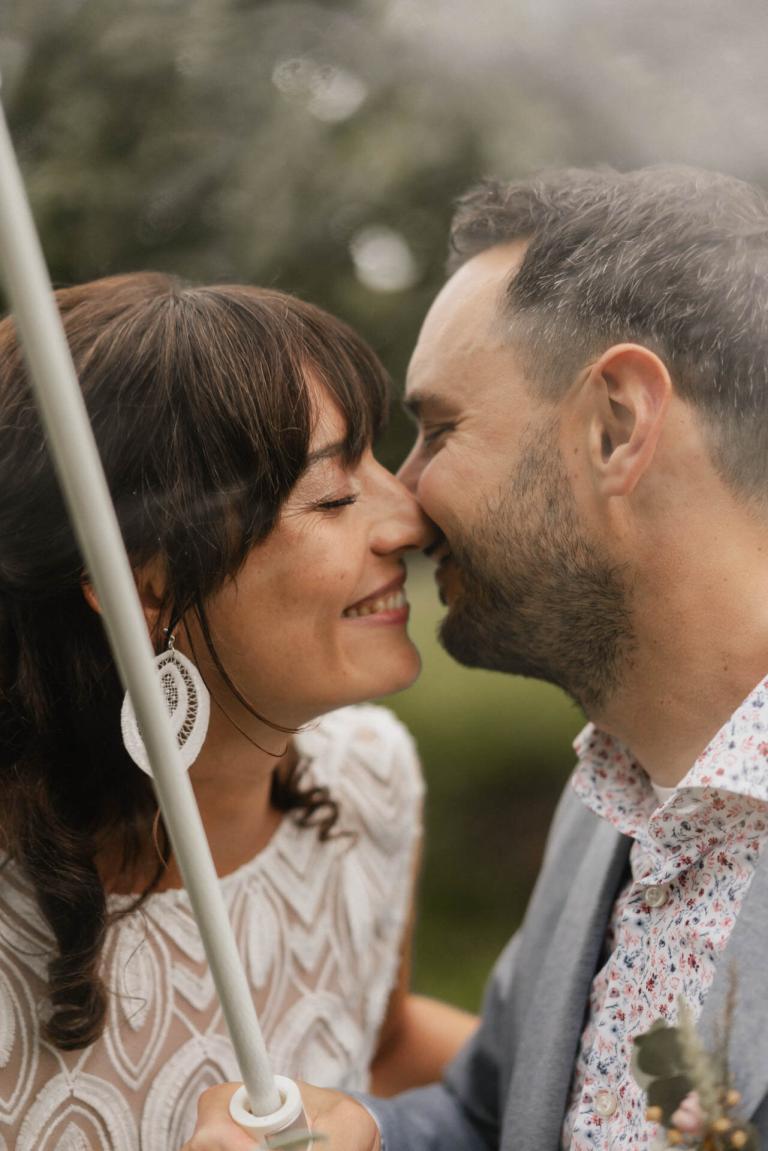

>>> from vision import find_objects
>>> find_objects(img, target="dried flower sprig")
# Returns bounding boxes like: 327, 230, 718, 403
631, 994, 757, 1150
676, 997, 722, 1123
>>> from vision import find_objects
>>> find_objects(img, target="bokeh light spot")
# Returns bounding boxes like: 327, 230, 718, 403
349, 225, 419, 292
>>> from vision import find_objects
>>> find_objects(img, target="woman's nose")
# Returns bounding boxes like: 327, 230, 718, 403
370, 465, 437, 555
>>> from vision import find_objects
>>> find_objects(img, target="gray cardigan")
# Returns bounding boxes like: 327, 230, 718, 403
365, 785, 768, 1150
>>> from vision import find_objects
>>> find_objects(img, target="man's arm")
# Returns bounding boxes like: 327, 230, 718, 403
303, 932, 519, 1151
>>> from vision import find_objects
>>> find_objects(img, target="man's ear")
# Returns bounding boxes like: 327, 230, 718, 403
585, 343, 672, 497
80, 556, 168, 642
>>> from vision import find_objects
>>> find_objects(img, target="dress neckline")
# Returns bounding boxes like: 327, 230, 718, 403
110, 805, 299, 909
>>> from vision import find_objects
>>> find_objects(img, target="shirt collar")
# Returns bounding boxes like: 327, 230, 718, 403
572, 674, 768, 849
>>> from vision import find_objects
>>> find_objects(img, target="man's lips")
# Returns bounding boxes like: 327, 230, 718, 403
435, 553, 455, 583
434, 548, 460, 606
424, 525, 452, 566
424, 533, 449, 561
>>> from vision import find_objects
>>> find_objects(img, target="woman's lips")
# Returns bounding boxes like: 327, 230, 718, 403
342, 586, 409, 622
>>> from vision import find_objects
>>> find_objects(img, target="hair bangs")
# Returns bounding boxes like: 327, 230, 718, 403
290, 303, 391, 466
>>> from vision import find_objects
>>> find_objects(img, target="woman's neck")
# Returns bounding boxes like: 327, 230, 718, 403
102, 705, 298, 895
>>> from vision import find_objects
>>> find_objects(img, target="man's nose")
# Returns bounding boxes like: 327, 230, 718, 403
396, 444, 423, 495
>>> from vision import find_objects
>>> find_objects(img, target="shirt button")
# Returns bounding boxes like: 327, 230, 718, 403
645, 885, 669, 908
594, 1089, 618, 1118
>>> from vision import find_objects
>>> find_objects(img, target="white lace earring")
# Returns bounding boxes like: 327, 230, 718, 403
121, 632, 210, 776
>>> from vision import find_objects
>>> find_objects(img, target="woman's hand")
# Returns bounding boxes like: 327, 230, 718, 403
299, 1082, 381, 1151
181, 1083, 257, 1150
182, 1082, 380, 1151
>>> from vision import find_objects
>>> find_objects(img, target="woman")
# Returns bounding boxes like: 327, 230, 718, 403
0, 274, 476, 1149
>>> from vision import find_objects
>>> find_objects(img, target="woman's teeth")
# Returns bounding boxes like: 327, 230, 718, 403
343, 589, 407, 618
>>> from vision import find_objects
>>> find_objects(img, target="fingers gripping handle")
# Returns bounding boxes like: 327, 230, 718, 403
230, 1076, 311, 1147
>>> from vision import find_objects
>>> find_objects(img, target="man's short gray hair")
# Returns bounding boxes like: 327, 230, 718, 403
450, 166, 768, 501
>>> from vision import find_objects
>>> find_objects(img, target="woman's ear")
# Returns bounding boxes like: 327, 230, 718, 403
80, 556, 168, 642
586, 343, 672, 497
80, 578, 101, 615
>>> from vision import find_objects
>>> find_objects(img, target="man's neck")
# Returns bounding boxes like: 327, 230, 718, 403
591, 530, 768, 787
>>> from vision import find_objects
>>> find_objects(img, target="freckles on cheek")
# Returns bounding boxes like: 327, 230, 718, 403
299, 567, 352, 619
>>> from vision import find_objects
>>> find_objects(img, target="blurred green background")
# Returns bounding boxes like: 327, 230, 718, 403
2, 0, 768, 1009
391, 560, 580, 1006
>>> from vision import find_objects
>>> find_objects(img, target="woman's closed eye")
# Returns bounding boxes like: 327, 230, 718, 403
316, 493, 359, 512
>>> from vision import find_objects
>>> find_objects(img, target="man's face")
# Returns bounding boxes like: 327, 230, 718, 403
399, 242, 633, 713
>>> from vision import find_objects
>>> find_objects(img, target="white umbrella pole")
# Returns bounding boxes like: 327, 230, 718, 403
0, 92, 283, 1120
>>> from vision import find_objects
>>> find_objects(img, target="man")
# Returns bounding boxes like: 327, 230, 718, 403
189, 166, 768, 1150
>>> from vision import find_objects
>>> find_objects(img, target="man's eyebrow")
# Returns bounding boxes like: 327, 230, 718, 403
402, 391, 452, 419
306, 439, 347, 465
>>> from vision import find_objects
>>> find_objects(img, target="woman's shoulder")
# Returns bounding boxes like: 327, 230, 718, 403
295, 704, 424, 819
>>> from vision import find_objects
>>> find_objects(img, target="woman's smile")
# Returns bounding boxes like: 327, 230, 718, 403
342, 574, 410, 623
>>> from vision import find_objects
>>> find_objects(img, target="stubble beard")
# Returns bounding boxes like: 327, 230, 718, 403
438, 426, 635, 715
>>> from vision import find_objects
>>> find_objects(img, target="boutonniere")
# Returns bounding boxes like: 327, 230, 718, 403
631, 994, 757, 1150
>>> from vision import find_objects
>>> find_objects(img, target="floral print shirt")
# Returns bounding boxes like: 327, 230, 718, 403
562, 677, 768, 1149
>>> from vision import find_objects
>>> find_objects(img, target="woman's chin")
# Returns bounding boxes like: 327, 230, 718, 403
372, 643, 423, 699
373, 650, 422, 700
324, 646, 422, 712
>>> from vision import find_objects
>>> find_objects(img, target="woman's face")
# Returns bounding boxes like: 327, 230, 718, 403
193, 386, 431, 730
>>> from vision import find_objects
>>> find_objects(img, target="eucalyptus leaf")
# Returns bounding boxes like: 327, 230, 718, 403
630, 1041, 655, 1092
633, 1024, 685, 1079
646, 1075, 694, 1125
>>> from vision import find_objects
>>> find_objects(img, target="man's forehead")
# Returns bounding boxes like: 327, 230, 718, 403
436, 239, 526, 312
405, 240, 527, 401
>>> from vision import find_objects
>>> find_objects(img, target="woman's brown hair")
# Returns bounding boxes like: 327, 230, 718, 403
0, 272, 389, 1050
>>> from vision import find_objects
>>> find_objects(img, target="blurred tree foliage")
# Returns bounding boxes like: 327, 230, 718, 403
2, 0, 767, 1007
4, 0, 766, 461
1, 0, 494, 464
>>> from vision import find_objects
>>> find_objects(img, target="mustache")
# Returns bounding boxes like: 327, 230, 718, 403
423, 529, 448, 559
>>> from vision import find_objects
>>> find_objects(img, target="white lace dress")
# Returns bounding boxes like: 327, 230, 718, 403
0, 704, 423, 1150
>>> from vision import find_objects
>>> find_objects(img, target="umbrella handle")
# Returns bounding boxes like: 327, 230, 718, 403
230, 1076, 311, 1147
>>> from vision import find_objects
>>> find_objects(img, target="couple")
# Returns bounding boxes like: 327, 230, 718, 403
3, 163, 768, 1151
191, 164, 768, 1150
